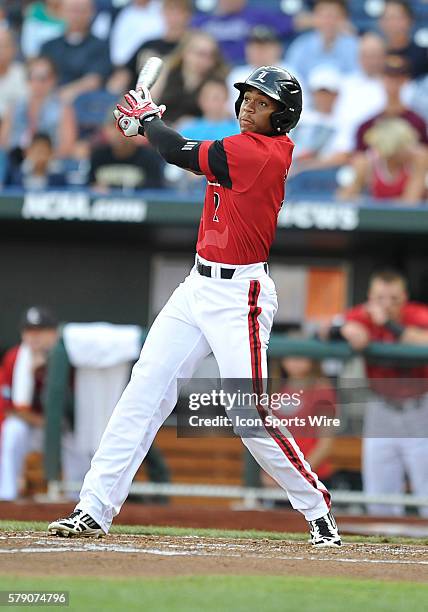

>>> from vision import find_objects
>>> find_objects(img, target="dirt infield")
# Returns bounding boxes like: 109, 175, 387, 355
1, 532, 427, 583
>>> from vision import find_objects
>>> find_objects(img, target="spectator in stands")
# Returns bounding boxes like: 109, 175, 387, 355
109, 0, 165, 67
227, 26, 284, 114
168, 78, 238, 192
151, 30, 228, 125
356, 55, 428, 152
379, 0, 427, 79
89, 114, 164, 192
334, 33, 387, 153
0, 27, 27, 123
0, 307, 58, 501
109, 0, 192, 95
290, 65, 350, 172
179, 79, 238, 141
284, 0, 358, 88
337, 118, 427, 203
406, 73, 428, 126
0, 56, 77, 160
192, 0, 293, 65
0, 6, 6, 28
21, 0, 65, 59
41, 0, 111, 103
5, 132, 68, 189
338, 269, 428, 517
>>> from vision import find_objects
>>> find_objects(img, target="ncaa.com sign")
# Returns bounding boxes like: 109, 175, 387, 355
278, 201, 359, 231
22, 192, 147, 223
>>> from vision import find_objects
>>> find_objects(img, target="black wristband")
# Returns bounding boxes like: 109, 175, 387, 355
328, 324, 345, 341
384, 320, 405, 338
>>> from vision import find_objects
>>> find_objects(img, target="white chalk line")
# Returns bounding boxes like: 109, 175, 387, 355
0, 535, 34, 540
0, 541, 427, 566
1, 533, 427, 552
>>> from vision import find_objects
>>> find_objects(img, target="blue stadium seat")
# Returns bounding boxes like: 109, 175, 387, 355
73, 90, 118, 139
57, 158, 90, 187
286, 167, 341, 198
94, 0, 115, 11
413, 0, 428, 20
0, 149, 8, 186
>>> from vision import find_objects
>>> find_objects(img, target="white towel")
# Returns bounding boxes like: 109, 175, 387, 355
73, 363, 132, 455
63, 323, 142, 368
11, 343, 34, 406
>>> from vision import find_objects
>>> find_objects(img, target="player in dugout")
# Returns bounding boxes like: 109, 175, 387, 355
0, 306, 79, 501
48, 65, 341, 547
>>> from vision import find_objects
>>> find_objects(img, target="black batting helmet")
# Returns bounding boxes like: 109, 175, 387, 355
234, 66, 302, 134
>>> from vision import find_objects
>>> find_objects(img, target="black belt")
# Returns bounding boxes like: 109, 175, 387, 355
196, 261, 268, 279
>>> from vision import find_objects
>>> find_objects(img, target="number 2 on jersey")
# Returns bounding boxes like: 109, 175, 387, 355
213, 192, 220, 223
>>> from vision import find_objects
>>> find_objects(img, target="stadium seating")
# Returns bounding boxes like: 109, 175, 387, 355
73, 90, 118, 139
286, 167, 341, 198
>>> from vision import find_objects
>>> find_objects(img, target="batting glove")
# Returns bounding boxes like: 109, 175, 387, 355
113, 109, 141, 137
117, 88, 166, 123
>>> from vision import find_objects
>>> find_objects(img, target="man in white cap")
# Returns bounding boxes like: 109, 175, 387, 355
290, 65, 349, 172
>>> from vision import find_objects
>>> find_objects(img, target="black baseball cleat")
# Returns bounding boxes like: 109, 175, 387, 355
309, 511, 342, 547
48, 509, 104, 538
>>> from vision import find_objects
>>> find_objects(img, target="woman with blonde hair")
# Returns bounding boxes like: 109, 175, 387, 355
151, 29, 229, 125
338, 117, 427, 203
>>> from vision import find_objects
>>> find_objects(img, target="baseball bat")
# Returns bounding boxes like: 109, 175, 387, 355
135, 56, 164, 92
113, 56, 164, 127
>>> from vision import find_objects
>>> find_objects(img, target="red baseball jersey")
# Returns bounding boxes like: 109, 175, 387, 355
196, 132, 294, 264
345, 302, 428, 398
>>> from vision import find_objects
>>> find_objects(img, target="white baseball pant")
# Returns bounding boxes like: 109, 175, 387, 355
363, 392, 428, 518
0, 415, 87, 501
78, 257, 331, 532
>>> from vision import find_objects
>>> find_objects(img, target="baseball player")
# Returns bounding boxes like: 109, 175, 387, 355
0, 307, 84, 501
0, 307, 58, 501
48, 66, 341, 547
340, 269, 428, 517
